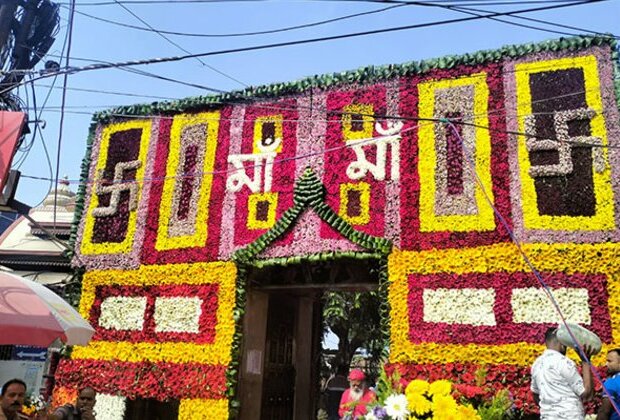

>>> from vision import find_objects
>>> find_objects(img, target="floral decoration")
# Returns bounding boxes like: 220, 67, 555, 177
366, 370, 483, 419
97, 295, 147, 332
93, 394, 126, 420
141, 107, 231, 265
230, 100, 298, 247
178, 398, 229, 420
504, 45, 620, 243
322, 84, 389, 240
389, 245, 618, 365
80, 120, 152, 255
399, 62, 512, 250
89, 284, 218, 343
65, 35, 620, 419
155, 112, 221, 251
514, 55, 614, 231
72, 262, 235, 364
55, 359, 227, 400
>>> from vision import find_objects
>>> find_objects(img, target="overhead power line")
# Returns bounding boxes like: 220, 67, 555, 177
71, 3, 407, 38
52, 0, 77, 226
35, 82, 178, 100
445, 2, 618, 39
112, 0, 247, 87
1, 0, 606, 96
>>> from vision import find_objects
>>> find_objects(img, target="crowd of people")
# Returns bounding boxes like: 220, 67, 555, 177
0, 380, 95, 420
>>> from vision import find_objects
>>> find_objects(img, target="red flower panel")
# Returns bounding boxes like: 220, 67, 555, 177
322, 85, 388, 239
232, 100, 298, 246
141, 108, 231, 264
407, 272, 611, 344
55, 358, 226, 400
399, 64, 512, 250
89, 284, 219, 343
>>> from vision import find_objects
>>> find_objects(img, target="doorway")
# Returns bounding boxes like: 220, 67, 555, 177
236, 257, 385, 420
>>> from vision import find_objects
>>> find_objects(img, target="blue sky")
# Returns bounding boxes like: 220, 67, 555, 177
13, 0, 620, 206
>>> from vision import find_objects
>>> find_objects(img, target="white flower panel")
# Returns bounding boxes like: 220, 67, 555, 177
422, 288, 496, 326
154, 296, 203, 333
94, 394, 126, 420
98, 296, 147, 331
511, 287, 590, 324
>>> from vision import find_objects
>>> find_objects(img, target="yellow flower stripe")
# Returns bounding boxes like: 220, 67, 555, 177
342, 103, 374, 141
178, 398, 228, 420
388, 244, 620, 365
247, 191, 278, 230
417, 73, 495, 232
253, 114, 283, 154
339, 181, 371, 225
81, 120, 152, 255
73, 262, 236, 365
515, 55, 614, 231
156, 112, 220, 251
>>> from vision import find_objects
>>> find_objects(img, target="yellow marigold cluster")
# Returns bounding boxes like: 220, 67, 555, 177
404, 379, 481, 420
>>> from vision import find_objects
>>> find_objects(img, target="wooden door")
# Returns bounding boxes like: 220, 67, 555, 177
261, 295, 296, 420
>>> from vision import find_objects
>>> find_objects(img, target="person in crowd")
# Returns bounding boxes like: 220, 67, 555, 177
597, 348, 620, 419
49, 387, 96, 420
338, 368, 375, 419
325, 365, 349, 420
0, 379, 28, 420
531, 327, 594, 419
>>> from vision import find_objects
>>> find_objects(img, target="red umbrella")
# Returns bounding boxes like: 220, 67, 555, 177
0, 272, 95, 346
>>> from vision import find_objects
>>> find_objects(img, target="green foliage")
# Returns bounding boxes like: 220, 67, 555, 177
373, 366, 401, 403
322, 290, 386, 371
477, 389, 515, 420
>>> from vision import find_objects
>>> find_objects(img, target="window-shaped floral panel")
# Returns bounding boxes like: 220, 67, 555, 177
399, 64, 512, 250
142, 111, 231, 265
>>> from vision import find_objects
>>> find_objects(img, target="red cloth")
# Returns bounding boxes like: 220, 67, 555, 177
338, 388, 376, 419
348, 369, 366, 381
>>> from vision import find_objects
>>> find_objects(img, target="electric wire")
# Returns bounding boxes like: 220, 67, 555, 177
53, 0, 76, 226
27, 76, 55, 203
34, 83, 178, 101
0, 0, 604, 96
444, 2, 619, 39
71, 3, 407, 38
112, 0, 248, 87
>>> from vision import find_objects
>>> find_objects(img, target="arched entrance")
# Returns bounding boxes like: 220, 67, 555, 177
230, 170, 392, 420
237, 257, 385, 420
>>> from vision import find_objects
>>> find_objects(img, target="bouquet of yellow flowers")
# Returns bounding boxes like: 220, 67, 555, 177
364, 370, 480, 420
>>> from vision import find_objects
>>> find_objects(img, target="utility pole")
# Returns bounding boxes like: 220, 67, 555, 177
0, 0, 59, 105
0, 1, 19, 54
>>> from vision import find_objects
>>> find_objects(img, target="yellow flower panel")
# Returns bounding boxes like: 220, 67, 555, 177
156, 112, 220, 251
247, 191, 278, 230
339, 181, 371, 225
74, 262, 236, 365
81, 120, 152, 255
417, 73, 495, 232
388, 244, 620, 366
515, 56, 614, 231
253, 114, 283, 154
178, 398, 228, 420
342, 103, 374, 141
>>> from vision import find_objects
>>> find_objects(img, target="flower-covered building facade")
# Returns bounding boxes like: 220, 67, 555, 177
56, 35, 620, 419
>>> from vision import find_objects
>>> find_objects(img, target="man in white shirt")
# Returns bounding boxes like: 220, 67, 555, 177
531, 327, 595, 419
